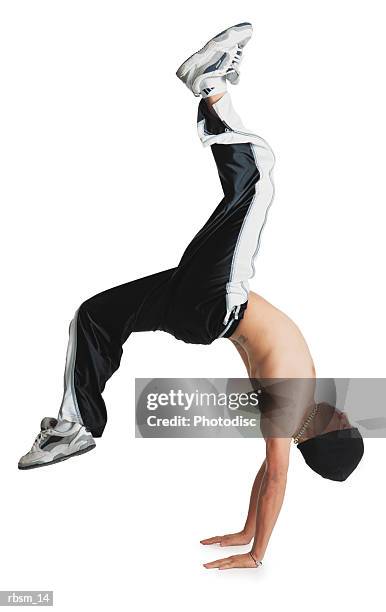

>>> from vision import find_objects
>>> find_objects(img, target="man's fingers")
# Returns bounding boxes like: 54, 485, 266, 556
203, 556, 233, 569
219, 563, 233, 570
203, 559, 222, 569
219, 536, 235, 546
200, 536, 223, 545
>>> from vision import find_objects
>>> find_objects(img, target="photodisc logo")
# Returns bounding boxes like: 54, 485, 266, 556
136, 378, 263, 438
135, 377, 386, 439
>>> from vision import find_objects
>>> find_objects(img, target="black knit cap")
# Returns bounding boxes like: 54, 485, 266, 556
297, 427, 364, 481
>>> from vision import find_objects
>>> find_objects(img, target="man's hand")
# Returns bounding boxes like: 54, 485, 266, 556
200, 531, 252, 547
203, 552, 260, 570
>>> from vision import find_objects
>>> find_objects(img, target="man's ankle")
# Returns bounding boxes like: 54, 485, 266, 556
205, 92, 226, 107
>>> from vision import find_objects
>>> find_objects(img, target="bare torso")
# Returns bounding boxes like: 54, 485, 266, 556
229, 291, 315, 378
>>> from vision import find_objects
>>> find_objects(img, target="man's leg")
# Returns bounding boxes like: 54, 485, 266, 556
163, 92, 275, 345
59, 268, 176, 437
19, 268, 175, 469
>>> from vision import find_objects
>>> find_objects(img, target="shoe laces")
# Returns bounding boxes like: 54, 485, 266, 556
228, 44, 243, 73
31, 428, 52, 451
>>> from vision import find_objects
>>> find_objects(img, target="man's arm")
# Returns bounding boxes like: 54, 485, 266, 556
203, 438, 290, 569
200, 459, 266, 547
250, 437, 290, 562
243, 458, 267, 539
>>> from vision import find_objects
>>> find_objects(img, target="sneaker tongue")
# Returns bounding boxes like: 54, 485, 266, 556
226, 68, 240, 85
40, 417, 58, 431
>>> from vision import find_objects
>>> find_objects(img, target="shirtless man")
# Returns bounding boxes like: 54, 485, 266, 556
18, 23, 364, 569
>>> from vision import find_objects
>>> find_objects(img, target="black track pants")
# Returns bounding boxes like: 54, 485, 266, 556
59, 93, 275, 437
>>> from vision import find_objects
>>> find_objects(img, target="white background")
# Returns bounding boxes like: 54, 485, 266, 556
1, 1, 385, 610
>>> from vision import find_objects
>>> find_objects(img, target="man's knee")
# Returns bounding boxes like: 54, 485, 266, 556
77, 293, 104, 327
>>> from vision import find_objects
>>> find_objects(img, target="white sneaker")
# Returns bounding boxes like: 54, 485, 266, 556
176, 22, 253, 96
18, 417, 96, 470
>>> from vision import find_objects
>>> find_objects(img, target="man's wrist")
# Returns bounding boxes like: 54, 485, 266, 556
249, 550, 263, 566
242, 527, 254, 541
250, 546, 264, 562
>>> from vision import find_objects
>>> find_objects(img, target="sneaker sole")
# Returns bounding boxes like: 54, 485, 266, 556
18, 443, 96, 470
176, 22, 253, 83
